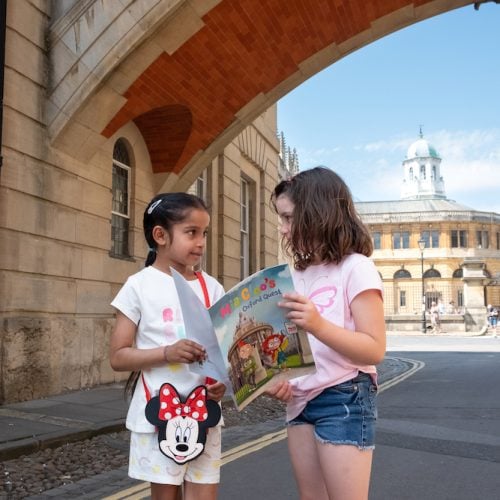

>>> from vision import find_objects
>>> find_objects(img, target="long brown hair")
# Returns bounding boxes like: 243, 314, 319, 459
271, 166, 372, 270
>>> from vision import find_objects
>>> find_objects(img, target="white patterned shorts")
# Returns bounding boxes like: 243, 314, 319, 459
128, 426, 222, 485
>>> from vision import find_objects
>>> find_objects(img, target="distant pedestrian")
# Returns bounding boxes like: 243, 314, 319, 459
109, 193, 226, 500
430, 301, 441, 333
487, 304, 498, 333
437, 299, 445, 315
267, 167, 386, 500
447, 301, 456, 314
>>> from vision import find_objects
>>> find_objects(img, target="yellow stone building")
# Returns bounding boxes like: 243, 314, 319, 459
0, 2, 295, 403
356, 133, 500, 332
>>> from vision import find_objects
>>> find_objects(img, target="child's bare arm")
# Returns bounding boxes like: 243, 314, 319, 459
109, 311, 207, 371
279, 289, 386, 365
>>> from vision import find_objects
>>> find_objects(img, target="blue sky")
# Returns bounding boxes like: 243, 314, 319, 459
278, 4, 500, 213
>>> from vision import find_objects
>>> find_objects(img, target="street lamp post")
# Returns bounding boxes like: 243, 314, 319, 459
418, 239, 426, 333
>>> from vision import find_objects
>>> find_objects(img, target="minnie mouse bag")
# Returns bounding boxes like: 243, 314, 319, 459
144, 382, 221, 465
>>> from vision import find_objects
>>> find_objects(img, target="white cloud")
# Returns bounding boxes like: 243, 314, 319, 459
295, 128, 500, 212
359, 136, 410, 154
428, 129, 500, 208
298, 146, 341, 167
441, 159, 500, 215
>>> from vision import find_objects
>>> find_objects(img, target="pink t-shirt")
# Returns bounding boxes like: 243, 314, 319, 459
287, 253, 383, 421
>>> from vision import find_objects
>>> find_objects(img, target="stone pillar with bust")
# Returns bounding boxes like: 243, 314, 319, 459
462, 258, 490, 332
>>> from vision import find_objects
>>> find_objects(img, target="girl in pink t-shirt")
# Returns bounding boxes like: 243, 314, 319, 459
268, 167, 386, 500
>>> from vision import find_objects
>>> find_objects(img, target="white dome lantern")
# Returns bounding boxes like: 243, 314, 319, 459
406, 138, 440, 160
401, 129, 446, 200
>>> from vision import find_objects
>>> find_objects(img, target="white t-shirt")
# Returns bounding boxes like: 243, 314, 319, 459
111, 266, 225, 432
287, 253, 383, 421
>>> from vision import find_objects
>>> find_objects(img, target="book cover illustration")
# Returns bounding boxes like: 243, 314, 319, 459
172, 264, 316, 411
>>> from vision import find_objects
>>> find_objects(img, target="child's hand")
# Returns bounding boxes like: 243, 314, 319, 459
206, 381, 226, 402
279, 292, 324, 336
165, 339, 207, 364
265, 380, 293, 402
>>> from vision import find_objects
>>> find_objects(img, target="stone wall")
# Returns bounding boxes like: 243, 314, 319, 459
0, 1, 280, 403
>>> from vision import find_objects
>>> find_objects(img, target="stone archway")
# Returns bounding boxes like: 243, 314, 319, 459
49, 0, 472, 190
4, 0, 484, 403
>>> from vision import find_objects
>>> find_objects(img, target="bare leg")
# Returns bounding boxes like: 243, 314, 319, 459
183, 481, 218, 500
150, 483, 181, 500
287, 425, 329, 500
317, 443, 373, 500
288, 424, 373, 500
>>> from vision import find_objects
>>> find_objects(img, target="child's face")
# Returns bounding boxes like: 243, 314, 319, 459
275, 194, 294, 240
161, 208, 210, 270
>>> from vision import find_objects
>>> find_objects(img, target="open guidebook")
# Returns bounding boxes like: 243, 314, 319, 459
172, 263, 316, 411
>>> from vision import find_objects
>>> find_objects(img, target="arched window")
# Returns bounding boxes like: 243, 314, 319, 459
111, 139, 132, 258
420, 164, 426, 179
431, 165, 436, 180
409, 167, 413, 180
423, 268, 441, 278
394, 269, 411, 279
452, 268, 463, 278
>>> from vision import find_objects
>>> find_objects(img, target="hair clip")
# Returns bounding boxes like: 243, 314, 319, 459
148, 247, 156, 253
147, 199, 163, 214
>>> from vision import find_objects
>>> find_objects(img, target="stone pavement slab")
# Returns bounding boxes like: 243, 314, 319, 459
0, 384, 127, 461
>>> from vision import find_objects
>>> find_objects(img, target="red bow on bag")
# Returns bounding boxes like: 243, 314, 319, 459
158, 383, 208, 422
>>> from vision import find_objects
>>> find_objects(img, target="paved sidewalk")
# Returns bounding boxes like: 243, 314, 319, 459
0, 354, 420, 462
0, 384, 127, 462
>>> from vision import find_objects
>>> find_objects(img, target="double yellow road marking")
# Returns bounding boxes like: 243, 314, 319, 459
104, 359, 423, 499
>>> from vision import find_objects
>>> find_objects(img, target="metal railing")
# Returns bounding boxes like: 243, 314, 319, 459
382, 280, 464, 316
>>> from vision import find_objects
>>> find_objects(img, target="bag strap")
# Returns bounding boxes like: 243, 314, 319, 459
195, 270, 211, 308
142, 372, 152, 402
194, 271, 217, 384
142, 271, 213, 402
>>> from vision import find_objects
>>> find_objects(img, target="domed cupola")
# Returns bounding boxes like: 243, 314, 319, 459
401, 128, 446, 200
406, 137, 440, 160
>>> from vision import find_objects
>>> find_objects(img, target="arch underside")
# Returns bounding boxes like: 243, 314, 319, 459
52, 0, 473, 183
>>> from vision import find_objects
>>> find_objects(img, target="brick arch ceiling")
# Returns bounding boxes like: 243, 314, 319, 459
101, 0, 472, 175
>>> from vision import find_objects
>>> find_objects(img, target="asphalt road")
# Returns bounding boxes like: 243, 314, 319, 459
219, 346, 500, 499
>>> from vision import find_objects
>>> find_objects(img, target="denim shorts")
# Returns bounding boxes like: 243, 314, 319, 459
287, 373, 378, 449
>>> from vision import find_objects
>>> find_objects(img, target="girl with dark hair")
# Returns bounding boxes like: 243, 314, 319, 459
268, 167, 386, 500
110, 193, 225, 500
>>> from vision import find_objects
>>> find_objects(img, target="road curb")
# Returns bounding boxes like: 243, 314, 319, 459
0, 421, 126, 462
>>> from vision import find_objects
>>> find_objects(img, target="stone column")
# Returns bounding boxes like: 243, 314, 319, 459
462, 259, 489, 332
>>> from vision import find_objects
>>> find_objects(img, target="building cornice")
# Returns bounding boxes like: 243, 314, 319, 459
360, 210, 500, 224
